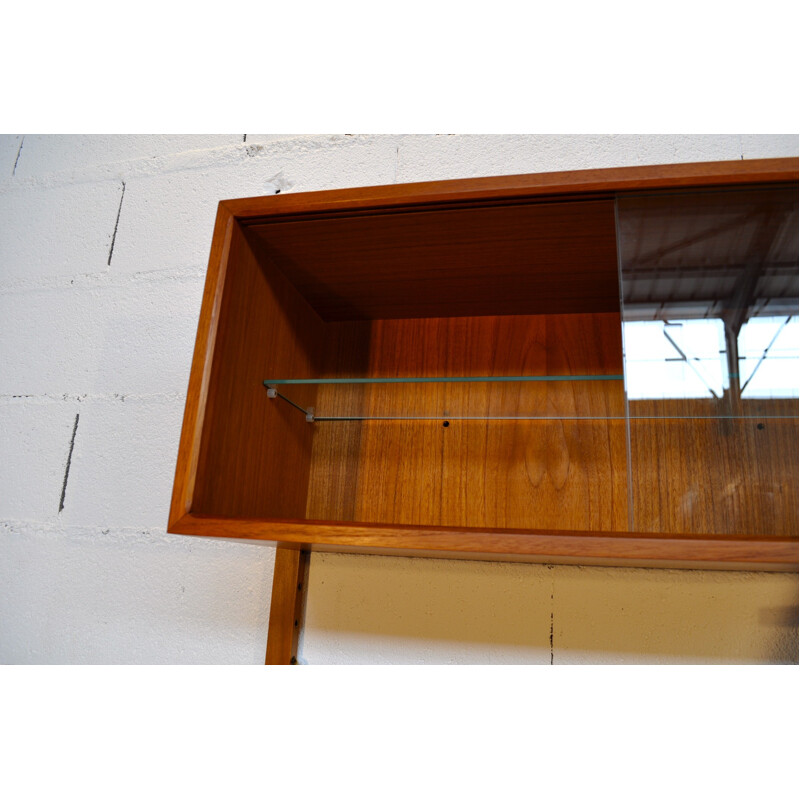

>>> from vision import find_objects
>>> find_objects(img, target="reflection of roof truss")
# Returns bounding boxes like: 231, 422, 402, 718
622, 261, 797, 322
634, 210, 757, 267
662, 325, 720, 398
740, 315, 794, 395
621, 192, 798, 324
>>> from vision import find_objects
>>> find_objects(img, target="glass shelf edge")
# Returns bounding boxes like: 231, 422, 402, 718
311, 415, 798, 422
264, 375, 625, 385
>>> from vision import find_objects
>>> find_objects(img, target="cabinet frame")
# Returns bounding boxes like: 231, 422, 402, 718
168, 157, 799, 570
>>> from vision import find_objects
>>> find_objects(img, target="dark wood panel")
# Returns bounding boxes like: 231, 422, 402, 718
247, 200, 619, 320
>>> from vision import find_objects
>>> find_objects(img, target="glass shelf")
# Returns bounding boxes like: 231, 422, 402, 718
264, 375, 625, 422
263, 375, 797, 422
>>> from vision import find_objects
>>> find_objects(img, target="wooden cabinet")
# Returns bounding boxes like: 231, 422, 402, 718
168, 158, 798, 570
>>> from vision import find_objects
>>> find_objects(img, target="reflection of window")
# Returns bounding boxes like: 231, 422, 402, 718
623, 316, 799, 400
623, 319, 727, 400
739, 315, 799, 399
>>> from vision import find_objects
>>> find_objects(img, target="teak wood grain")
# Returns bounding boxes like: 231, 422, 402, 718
191, 223, 324, 519
167, 158, 799, 571
168, 203, 234, 527
265, 546, 309, 665
246, 199, 619, 320
170, 514, 797, 569
629, 402, 798, 538
306, 313, 627, 532
223, 158, 798, 221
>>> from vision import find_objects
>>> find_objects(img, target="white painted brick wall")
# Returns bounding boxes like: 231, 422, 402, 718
740, 134, 798, 158
0, 133, 797, 664
0, 181, 123, 283
0, 402, 80, 522
0, 523, 275, 664
394, 134, 746, 183
0, 274, 204, 397
12, 135, 243, 179
1, 135, 23, 177
58, 398, 187, 530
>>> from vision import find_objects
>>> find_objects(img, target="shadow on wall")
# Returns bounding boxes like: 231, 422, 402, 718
299, 553, 799, 665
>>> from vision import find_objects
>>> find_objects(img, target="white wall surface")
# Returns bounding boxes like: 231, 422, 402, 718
1, 134, 797, 664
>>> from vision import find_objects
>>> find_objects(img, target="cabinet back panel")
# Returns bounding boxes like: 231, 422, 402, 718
306, 313, 629, 531
629, 405, 798, 537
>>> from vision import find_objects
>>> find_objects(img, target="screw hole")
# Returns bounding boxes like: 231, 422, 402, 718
294, 619, 298, 627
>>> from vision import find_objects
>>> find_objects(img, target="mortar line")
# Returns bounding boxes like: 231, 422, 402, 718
0, 264, 207, 295
107, 180, 126, 266
0, 392, 186, 405
12, 136, 24, 176
58, 413, 80, 513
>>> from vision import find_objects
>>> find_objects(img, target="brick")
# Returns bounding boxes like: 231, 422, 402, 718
634, 133, 742, 166
741, 134, 798, 159
12, 134, 242, 179
0, 403, 80, 522
395, 134, 745, 183
111, 136, 398, 274
91, 275, 204, 397
0, 181, 123, 284
58, 398, 186, 530
0, 274, 204, 397
0, 134, 24, 178
0, 525, 275, 664
395, 134, 640, 183
243, 134, 319, 145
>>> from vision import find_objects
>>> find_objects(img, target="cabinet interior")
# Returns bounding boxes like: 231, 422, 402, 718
171, 163, 798, 568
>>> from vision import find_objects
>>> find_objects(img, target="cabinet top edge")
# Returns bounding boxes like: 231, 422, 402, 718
220, 158, 799, 221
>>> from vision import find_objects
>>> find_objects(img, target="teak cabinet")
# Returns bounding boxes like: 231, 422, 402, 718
168, 158, 799, 570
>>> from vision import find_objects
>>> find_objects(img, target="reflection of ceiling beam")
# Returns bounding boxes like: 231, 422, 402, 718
622, 261, 796, 277
725, 206, 794, 335
623, 286, 797, 306
623, 302, 798, 322
633, 210, 758, 266
623, 258, 797, 308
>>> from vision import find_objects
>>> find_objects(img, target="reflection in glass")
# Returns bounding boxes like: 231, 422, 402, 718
618, 186, 799, 416
623, 318, 728, 400
617, 186, 799, 536
738, 314, 799, 399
